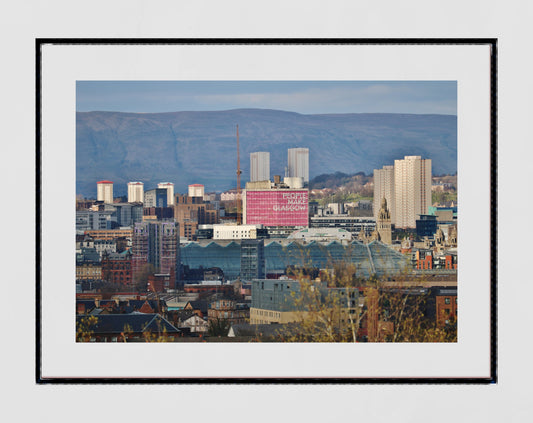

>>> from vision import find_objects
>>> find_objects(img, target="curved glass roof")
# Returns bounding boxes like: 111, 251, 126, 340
181, 240, 409, 280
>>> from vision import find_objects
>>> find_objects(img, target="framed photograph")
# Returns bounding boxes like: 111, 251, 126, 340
37, 39, 496, 382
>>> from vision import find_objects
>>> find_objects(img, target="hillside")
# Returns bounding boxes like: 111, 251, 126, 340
76, 109, 457, 197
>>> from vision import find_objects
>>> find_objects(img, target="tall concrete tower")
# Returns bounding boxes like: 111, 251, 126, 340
250, 152, 270, 182
287, 147, 309, 184
97, 180, 113, 204
128, 181, 144, 203
393, 155, 432, 229
158, 182, 175, 206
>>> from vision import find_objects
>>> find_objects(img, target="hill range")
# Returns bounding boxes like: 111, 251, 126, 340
76, 108, 457, 197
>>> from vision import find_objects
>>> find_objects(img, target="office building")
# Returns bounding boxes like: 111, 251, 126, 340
158, 182, 175, 206
288, 227, 353, 243
309, 215, 375, 237
373, 165, 395, 224
76, 210, 116, 231
240, 239, 265, 281
97, 180, 113, 204
394, 156, 432, 229
213, 224, 263, 240
127, 182, 144, 203
249, 279, 359, 325
174, 194, 219, 241
243, 188, 308, 227
287, 148, 309, 183
250, 152, 270, 182
103, 202, 143, 227
144, 188, 168, 208
132, 221, 180, 289
416, 215, 438, 238
143, 207, 174, 221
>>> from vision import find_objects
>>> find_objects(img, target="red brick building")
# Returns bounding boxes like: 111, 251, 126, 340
435, 288, 458, 327
208, 299, 249, 325
183, 284, 234, 296
147, 271, 175, 293
101, 250, 133, 285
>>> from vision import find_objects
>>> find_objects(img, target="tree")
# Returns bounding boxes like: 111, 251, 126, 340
280, 264, 363, 342
133, 263, 155, 292
76, 315, 98, 342
277, 263, 457, 343
207, 318, 230, 337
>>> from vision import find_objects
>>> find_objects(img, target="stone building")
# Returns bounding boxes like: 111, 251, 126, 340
376, 197, 392, 245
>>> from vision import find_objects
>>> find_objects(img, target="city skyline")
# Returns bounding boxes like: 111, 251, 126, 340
75, 80, 458, 345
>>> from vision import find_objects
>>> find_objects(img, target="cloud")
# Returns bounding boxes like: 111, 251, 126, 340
77, 81, 457, 115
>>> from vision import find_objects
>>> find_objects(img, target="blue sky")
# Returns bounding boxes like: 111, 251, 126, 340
76, 81, 457, 115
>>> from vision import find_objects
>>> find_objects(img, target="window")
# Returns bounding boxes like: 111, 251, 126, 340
444, 297, 451, 304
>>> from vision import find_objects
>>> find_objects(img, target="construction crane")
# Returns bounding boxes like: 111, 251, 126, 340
236, 124, 242, 225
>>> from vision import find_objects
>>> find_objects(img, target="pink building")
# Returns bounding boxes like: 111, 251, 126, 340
244, 189, 308, 227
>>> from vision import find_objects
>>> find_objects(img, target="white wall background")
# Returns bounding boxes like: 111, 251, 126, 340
1, 1, 529, 422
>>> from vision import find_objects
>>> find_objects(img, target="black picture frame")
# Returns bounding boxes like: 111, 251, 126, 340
36, 38, 497, 384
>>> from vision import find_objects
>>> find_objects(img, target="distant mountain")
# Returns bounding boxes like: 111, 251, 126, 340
76, 108, 457, 197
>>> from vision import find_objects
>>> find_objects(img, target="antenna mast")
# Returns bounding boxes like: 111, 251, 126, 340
236, 124, 242, 225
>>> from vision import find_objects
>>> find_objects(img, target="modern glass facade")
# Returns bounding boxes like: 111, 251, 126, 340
416, 214, 438, 238
181, 241, 242, 279
144, 188, 168, 208
181, 240, 409, 280
240, 239, 265, 281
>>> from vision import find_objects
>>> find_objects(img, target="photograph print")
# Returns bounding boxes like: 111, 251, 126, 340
38, 41, 494, 380
75, 80, 458, 344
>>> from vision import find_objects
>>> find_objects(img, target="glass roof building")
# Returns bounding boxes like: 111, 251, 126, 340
180, 240, 409, 280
